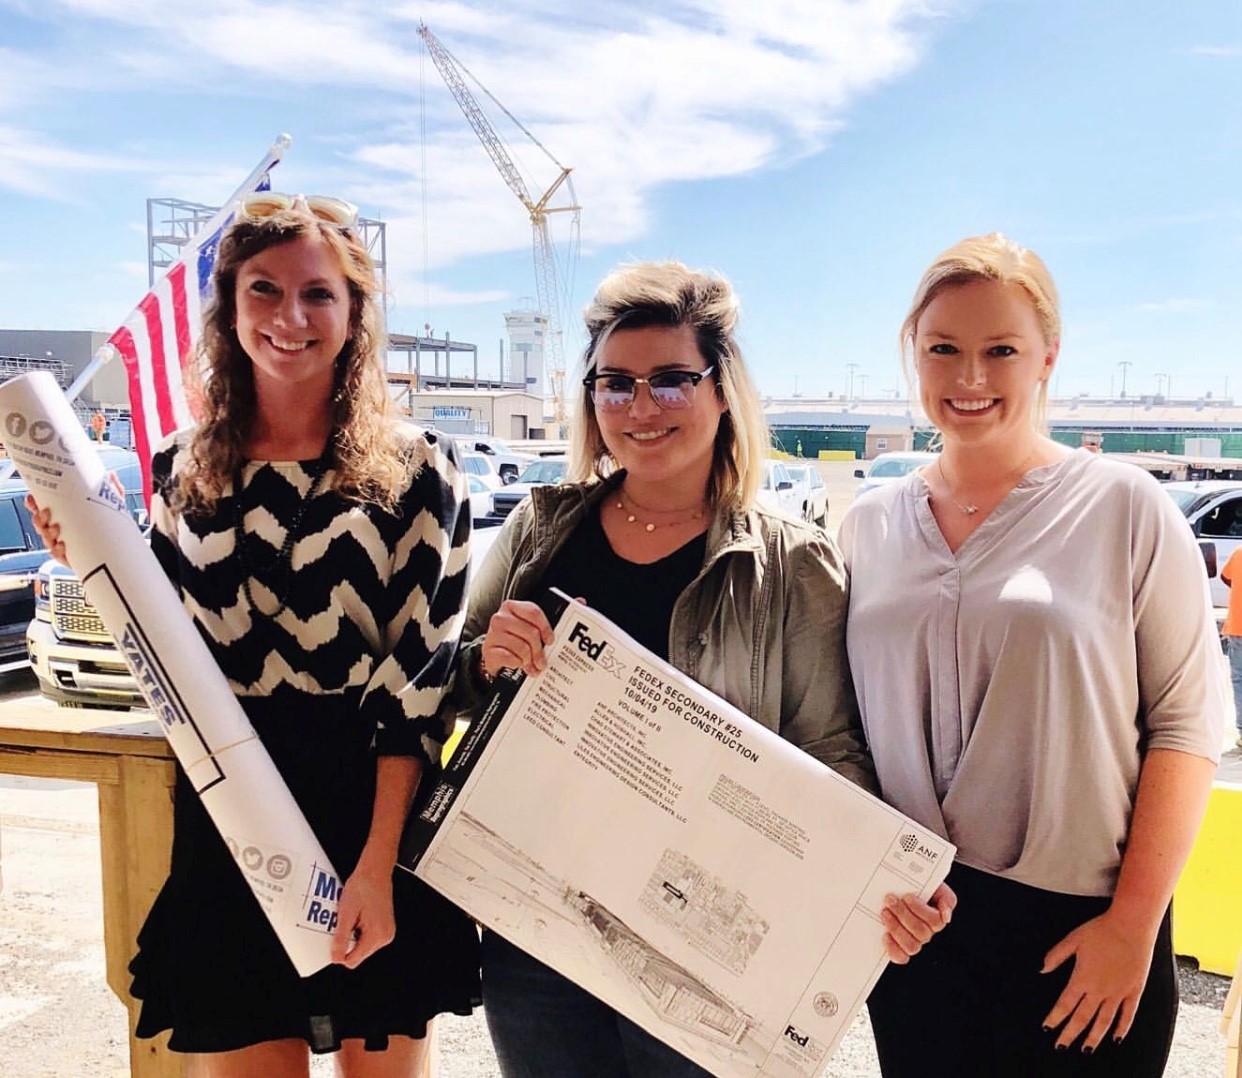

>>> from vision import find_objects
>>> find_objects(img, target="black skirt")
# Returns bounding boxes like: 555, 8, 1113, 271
129, 689, 481, 1054
867, 863, 1177, 1077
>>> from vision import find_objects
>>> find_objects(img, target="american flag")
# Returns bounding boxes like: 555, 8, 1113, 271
105, 141, 287, 504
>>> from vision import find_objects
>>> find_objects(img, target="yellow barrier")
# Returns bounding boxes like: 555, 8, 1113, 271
817, 450, 857, 461
1173, 781, 1242, 975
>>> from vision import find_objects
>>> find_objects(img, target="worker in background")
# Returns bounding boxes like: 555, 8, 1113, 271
1219, 547, 1242, 749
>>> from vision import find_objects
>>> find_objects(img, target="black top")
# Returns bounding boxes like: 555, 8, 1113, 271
149, 430, 470, 761
538, 508, 707, 660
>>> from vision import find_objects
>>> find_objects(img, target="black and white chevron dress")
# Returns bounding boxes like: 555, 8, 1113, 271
129, 426, 481, 1054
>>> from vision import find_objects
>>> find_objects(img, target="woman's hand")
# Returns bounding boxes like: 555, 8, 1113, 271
24, 494, 70, 568
482, 599, 556, 678
881, 881, 955, 964
331, 856, 397, 969
1041, 910, 1155, 1052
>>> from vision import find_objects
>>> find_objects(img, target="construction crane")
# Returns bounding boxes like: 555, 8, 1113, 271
418, 22, 580, 429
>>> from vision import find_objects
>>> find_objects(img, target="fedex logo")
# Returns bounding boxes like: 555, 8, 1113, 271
568, 621, 626, 679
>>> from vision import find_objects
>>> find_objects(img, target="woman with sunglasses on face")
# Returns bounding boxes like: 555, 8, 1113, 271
839, 234, 1225, 1076
447, 260, 954, 1077
31, 194, 480, 1076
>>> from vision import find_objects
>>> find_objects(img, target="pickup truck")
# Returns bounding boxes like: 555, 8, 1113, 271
27, 557, 145, 708
453, 436, 535, 484
1163, 479, 1242, 608
23, 447, 147, 706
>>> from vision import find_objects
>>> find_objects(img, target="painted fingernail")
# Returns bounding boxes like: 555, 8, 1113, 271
1055, 1044, 1068, 1052
1083, 1047, 1094, 1056
1041, 1026, 1053, 1033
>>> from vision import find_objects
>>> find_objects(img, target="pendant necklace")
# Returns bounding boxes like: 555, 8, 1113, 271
615, 489, 706, 533
234, 453, 332, 618
936, 451, 1038, 517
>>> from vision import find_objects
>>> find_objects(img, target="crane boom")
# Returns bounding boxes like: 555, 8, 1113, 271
418, 23, 579, 429
418, 25, 533, 211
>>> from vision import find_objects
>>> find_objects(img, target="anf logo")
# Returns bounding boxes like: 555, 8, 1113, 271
568, 621, 627, 679
899, 833, 918, 853
784, 1025, 809, 1048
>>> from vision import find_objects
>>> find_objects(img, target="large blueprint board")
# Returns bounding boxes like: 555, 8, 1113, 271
401, 590, 954, 1077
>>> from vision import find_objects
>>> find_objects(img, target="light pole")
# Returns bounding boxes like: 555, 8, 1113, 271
1117, 361, 1132, 398
846, 363, 859, 399
1155, 372, 1169, 400
858, 374, 869, 398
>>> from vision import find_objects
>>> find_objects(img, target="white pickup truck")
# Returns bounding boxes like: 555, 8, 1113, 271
27, 558, 144, 709
1163, 479, 1242, 608
453, 436, 536, 485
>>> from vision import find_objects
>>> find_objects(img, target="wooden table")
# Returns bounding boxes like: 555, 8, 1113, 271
0, 701, 182, 1077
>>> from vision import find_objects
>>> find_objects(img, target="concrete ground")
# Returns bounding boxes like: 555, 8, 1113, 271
0, 459, 1235, 1076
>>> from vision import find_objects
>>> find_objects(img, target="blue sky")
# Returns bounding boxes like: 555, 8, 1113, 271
1, 0, 1240, 403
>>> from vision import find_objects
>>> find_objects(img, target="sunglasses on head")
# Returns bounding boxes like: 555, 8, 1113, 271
237, 192, 359, 229
583, 366, 716, 412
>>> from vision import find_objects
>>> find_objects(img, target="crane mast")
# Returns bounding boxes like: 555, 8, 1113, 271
418, 23, 579, 429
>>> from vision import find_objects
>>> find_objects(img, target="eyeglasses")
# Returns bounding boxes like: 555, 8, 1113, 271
583, 366, 716, 412
237, 192, 359, 229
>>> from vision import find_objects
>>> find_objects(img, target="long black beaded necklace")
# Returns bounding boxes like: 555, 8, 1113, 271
233, 453, 332, 620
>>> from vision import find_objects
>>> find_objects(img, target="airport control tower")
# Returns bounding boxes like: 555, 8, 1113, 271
504, 302, 548, 406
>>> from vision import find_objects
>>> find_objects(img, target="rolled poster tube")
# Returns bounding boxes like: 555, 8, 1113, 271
0, 372, 341, 977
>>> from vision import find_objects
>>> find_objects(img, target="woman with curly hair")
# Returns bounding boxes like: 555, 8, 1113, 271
32, 194, 480, 1075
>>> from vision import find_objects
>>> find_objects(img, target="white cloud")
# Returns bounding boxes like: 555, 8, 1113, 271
1188, 45, 1242, 57
1134, 298, 1212, 314
387, 280, 512, 312
0, 124, 145, 198
9, 0, 945, 323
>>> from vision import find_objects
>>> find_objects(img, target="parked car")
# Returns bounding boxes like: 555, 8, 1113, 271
784, 462, 829, 528
460, 451, 505, 491
489, 457, 569, 520
0, 479, 57, 665
454, 437, 536, 484
1162, 479, 1242, 607
755, 459, 801, 517
0, 446, 145, 672
853, 451, 939, 497
22, 447, 146, 704
27, 556, 147, 708
466, 475, 499, 526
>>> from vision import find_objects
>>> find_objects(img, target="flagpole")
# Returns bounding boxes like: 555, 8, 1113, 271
66, 133, 293, 403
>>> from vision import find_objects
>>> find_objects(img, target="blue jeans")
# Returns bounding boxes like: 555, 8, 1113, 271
480, 930, 714, 1078
1227, 635, 1242, 735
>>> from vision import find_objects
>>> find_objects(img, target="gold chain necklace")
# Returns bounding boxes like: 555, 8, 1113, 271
615, 489, 706, 533
936, 451, 1037, 517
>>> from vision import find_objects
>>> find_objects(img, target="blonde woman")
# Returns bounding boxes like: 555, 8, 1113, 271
840, 233, 1224, 1075
32, 195, 479, 1075
450, 260, 952, 1077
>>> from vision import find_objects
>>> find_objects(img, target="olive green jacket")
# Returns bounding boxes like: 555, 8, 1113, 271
452, 474, 877, 793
